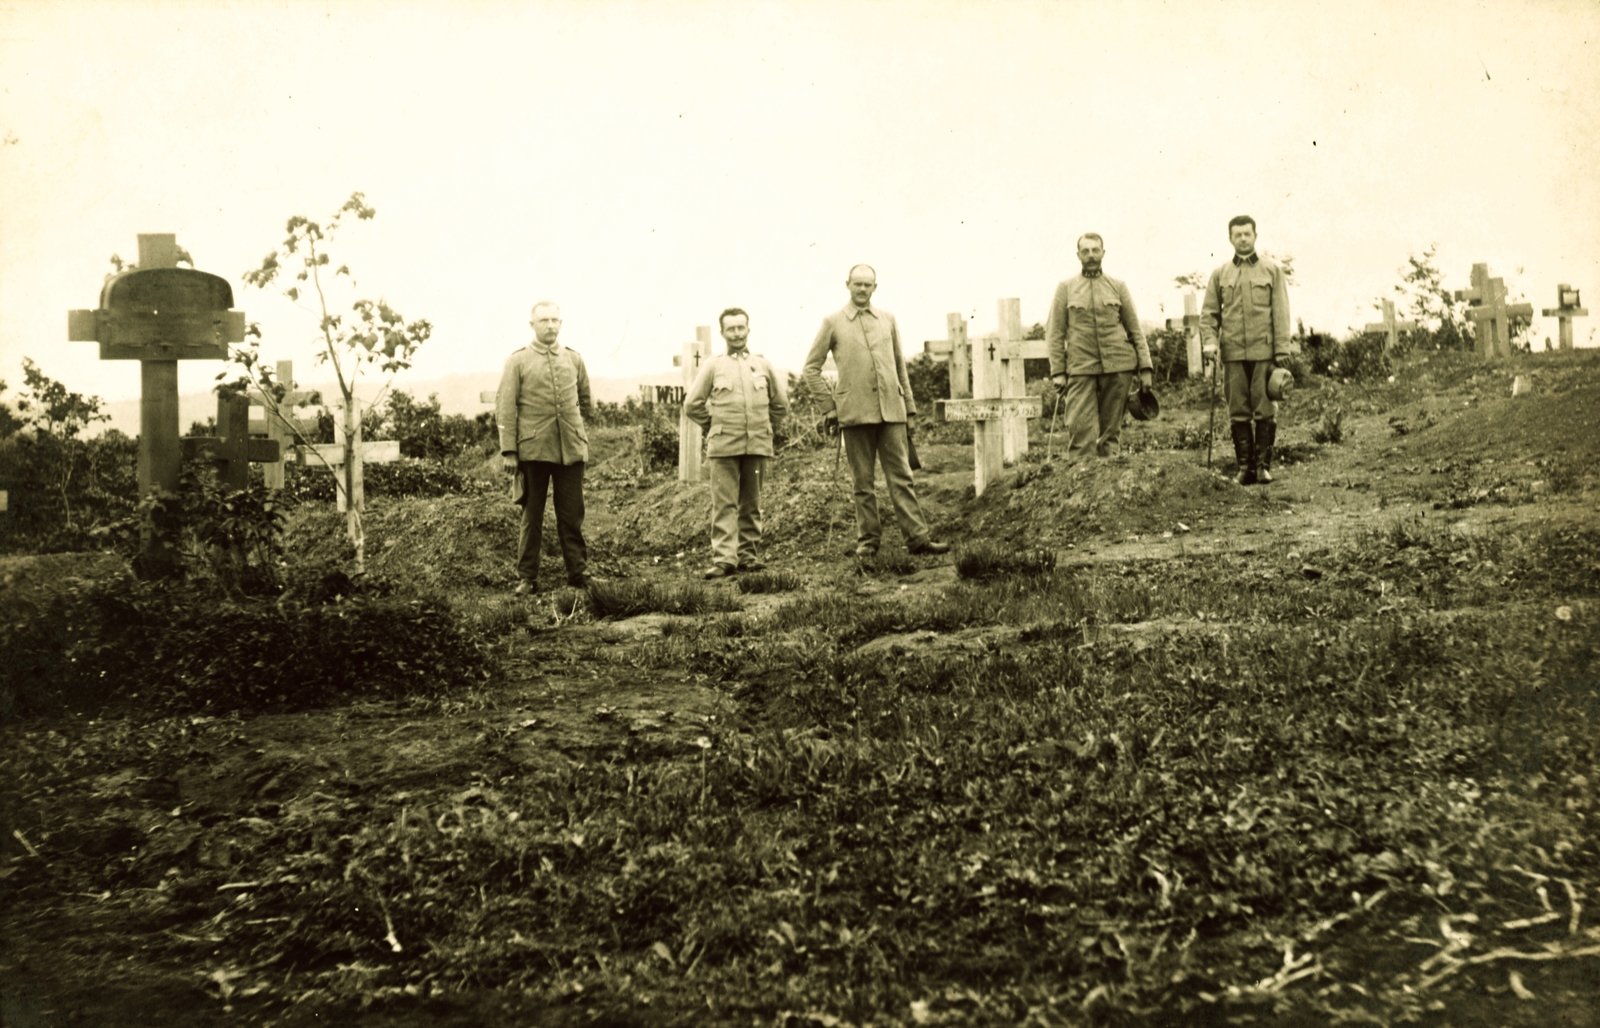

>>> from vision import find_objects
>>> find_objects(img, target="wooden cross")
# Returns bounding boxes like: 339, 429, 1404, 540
1162, 292, 1204, 378
671, 327, 711, 482
922, 330, 972, 399
1455, 264, 1532, 359
294, 398, 401, 511
1541, 284, 1588, 352
183, 393, 282, 490
933, 310, 1045, 497
1363, 298, 1419, 351
247, 360, 317, 490
68, 233, 247, 575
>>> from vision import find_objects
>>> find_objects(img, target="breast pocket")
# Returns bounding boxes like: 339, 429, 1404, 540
1251, 282, 1272, 308
712, 369, 734, 393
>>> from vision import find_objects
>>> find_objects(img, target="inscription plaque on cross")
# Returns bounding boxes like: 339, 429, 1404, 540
183, 393, 282, 490
1363, 298, 1419, 351
67, 233, 247, 574
1541, 284, 1587, 352
1455, 263, 1533, 360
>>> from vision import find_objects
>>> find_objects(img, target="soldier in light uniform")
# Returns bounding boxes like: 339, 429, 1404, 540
1199, 215, 1292, 484
497, 301, 594, 593
1046, 233, 1154, 463
685, 308, 790, 579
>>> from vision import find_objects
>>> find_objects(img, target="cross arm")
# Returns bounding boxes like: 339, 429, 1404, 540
1542, 306, 1588, 317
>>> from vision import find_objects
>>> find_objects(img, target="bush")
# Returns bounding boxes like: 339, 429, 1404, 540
0, 569, 492, 719
641, 409, 680, 472
0, 430, 139, 553
282, 457, 476, 504
377, 391, 487, 459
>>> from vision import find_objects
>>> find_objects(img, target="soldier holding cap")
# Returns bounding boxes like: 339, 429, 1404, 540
1200, 216, 1292, 484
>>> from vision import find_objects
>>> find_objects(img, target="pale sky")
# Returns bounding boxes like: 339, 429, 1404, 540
3, 0, 1597, 408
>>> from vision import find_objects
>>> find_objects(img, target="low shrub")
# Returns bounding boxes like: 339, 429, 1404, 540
0, 569, 493, 719
954, 539, 1057, 580
1310, 408, 1345, 444
586, 578, 742, 619
283, 457, 478, 504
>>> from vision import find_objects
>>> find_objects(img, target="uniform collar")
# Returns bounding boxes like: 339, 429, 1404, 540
845, 303, 877, 320
530, 338, 560, 355
1232, 252, 1260, 266
1080, 267, 1103, 279
725, 348, 750, 359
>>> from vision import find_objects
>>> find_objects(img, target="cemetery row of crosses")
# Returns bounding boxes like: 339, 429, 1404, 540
66, 234, 1584, 564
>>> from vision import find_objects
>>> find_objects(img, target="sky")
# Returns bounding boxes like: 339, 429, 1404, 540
2, 0, 1597, 412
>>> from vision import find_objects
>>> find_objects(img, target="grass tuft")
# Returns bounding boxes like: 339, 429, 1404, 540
586, 578, 742, 618
735, 568, 803, 594
954, 539, 1058, 580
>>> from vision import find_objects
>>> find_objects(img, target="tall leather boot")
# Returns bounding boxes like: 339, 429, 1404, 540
1231, 421, 1257, 486
1255, 420, 1276, 484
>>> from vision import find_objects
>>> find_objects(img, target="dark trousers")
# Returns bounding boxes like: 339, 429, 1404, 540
517, 460, 586, 586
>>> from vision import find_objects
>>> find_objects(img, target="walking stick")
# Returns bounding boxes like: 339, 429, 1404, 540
1043, 389, 1062, 472
824, 426, 845, 549
1205, 352, 1217, 469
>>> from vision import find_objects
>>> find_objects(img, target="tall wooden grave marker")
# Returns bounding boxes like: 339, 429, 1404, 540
68, 233, 246, 574
1363, 298, 1419, 351
1455, 263, 1532, 360
1541, 285, 1587, 351
247, 360, 317, 489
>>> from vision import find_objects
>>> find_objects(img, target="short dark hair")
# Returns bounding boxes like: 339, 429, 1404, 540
847, 264, 877, 283
718, 307, 749, 330
1077, 232, 1104, 248
1227, 215, 1257, 233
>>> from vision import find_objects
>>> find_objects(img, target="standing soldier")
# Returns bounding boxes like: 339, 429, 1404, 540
1046, 233, 1154, 463
497, 300, 595, 594
685, 308, 790, 579
1199, 215, 1291, 484
803, 264, 949, 561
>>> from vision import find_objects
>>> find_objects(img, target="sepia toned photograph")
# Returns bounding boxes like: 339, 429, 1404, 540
2, 2, 1597, 1024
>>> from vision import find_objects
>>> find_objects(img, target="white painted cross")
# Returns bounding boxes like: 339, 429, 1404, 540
1541, 284, 1587, 352
935, 309, 1045, 497
670, 327, 711, 482
1363, 299, 1419, 352
1164, 292, 1204, 378
1456, 263, 1533, 360
294, 397, 401, 512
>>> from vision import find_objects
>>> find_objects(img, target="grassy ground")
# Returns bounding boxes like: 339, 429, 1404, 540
2, 348, 1598, 1027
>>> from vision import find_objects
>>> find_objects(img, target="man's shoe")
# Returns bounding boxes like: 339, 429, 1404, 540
736, 560, 766, 573
703, 564, 735, 580
513, 580, 539, 596
909, 540, 951, 555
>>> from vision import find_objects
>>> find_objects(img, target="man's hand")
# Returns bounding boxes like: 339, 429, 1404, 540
824, 412, 840, 438
1051, 374, 1068, 397
1139, 369, 1154, 390
502, 453, 518, 472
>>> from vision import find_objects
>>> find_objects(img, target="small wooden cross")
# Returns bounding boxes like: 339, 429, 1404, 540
1540, 284, 1588, 352
247, 360, 317, 490
1363, 298, 1420, 351
294, 398, 401, 512
183, 393, 282, 491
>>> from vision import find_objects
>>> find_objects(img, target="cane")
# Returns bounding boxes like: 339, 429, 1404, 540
824, 426, 845, 548
1205, 351, 1217, 469
1043, 388, 1062, 473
